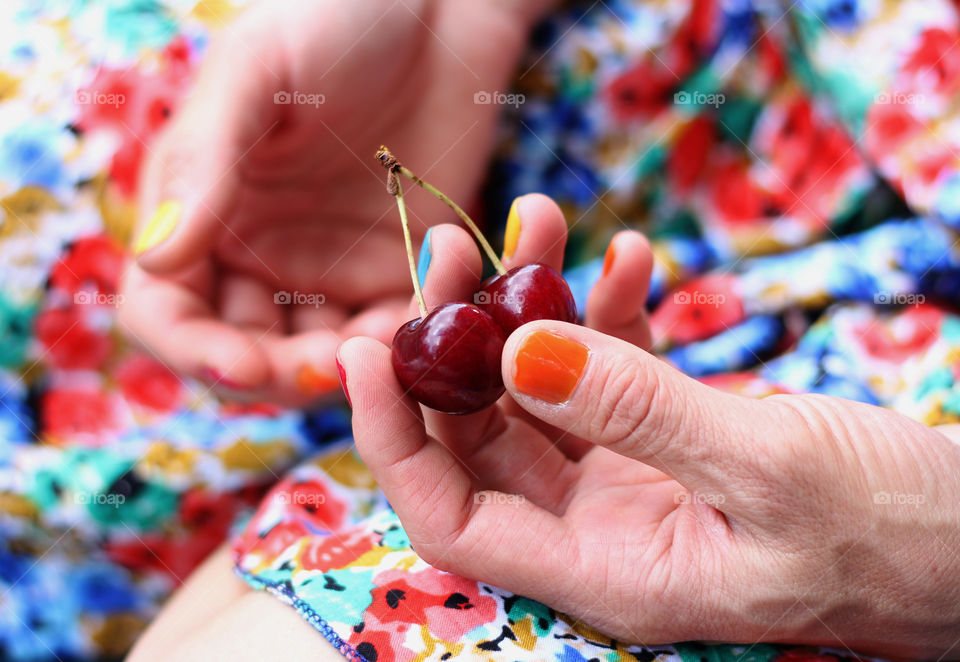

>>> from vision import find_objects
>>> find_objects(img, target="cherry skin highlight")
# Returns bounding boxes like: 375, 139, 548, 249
391, 302, 506, 414
477, 263, 577, 335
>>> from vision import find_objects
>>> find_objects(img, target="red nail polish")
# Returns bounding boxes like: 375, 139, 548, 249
336, 354, 351, 407
198, 366, 247, 390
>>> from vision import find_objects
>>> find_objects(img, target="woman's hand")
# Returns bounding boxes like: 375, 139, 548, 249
340, 202, 960, 658
119, 0, 554, 404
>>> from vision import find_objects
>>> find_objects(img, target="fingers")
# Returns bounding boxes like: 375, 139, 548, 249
119, 266, 271, 390
585, 231, 653, 350
501, 320, 784, 507
260, 330, 343, 404
500, 193, 567, 271
339, 336, 574, 603
408, 224, 482, 315
133, 27, 281, 273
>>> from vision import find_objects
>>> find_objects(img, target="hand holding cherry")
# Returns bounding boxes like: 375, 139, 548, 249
376, 147, 577, 414
339, 181, 960, 657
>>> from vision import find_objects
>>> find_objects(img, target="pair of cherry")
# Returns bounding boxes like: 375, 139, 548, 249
377, 147, 577, 414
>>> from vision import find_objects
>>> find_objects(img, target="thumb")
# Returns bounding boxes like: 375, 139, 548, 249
133, 29, 280, 273
502, 321, 786, 507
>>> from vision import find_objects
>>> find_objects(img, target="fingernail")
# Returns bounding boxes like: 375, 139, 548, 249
417, 227, 433, 289
295, 364, 339, 396
514, 330, 589, 404
503, 197, 521, 259
335, 352, 351, 407
603, 239, 617, 277
135, 200, 181, 256
198, 366, 247, 390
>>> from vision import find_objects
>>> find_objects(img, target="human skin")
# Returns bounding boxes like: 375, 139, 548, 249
131, 197, 960, 660
339, 267, 960, 655
119, 0, 556, 405
122, 1, 960, 658
129, 193, 655, 662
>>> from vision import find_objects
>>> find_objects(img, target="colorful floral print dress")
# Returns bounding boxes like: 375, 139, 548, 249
1, 1, 959, 661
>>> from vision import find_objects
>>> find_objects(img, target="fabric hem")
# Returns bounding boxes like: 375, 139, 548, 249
234, 565, 368, 662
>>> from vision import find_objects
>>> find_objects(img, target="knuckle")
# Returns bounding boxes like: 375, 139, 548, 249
589, 357, 667, 453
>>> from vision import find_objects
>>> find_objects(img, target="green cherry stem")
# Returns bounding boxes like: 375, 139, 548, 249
377, 146, 507, 276
393, 175, 428, 318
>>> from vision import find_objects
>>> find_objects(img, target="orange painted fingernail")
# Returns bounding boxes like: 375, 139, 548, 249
514, 330, 589, 404
503, 197, 521, 259
295, 364, 339, 395
602, 240, 616, 277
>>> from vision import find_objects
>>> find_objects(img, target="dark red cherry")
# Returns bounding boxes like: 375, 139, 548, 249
391, 302, 506, 414
475, 263, 577, 335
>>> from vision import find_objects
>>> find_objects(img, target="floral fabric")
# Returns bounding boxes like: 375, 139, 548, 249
237, 2, 960, 661
0, 0, 958, 661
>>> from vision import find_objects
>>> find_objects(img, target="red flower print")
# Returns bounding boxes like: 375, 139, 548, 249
347, 625, 399, 662
235, 520, 312, 560
50, 235, 126, 296
709, 159, 764, 226
668, 0, 719, 73
283, 479, 348, 532
76, 37, 196, 199
300, 528, 377, 571
42, 388, 120, 442
855, 305, 941, 363
35, 307, 112, 370
668, 115, 715, 192
368, 578, 433, 625
179, 489, 240, 536
758, 32, 787, 83
901, 27, 960, 97
865, 98, 924, 160
606, 59, 678, 120
652, 274, 744, 346
106, 531, 223, 584
114, 354, 182, 412
369, 569, 497, 642
108, 139, 145, 198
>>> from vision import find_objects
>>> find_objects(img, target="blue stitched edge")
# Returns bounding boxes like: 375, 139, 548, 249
234, 565, 369, 662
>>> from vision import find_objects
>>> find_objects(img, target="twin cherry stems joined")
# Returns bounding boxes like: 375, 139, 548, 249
376, 146, 577, 414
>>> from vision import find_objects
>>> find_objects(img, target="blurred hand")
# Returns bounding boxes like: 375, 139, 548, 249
340, 198, 960, 659
120, 0, 554, 404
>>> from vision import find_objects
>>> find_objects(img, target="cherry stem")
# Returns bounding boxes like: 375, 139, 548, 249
376, 146, 506, 275
393, 175, 428, 318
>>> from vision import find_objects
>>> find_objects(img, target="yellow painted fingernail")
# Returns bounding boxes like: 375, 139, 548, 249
135, 200, 181, 256
503, 197, 521, 259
